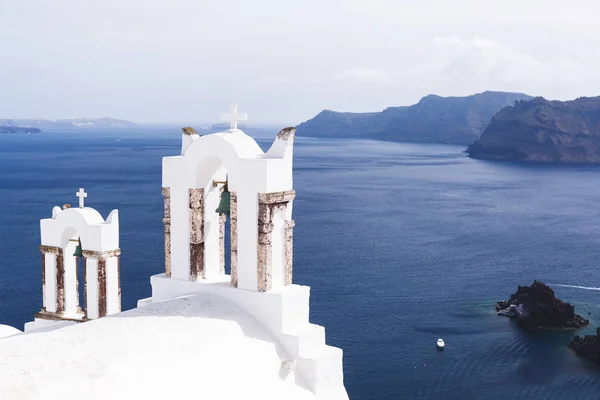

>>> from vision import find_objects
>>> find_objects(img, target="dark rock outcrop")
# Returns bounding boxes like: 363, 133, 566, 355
569, 328, 600, 364
296, 91, 532, 145
467, 96, 600, 163
496, 280, 589, 329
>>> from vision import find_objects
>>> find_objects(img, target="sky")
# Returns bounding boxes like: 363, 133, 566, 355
1, 0, 600, 125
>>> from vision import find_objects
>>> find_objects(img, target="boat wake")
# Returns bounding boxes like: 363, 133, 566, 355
549, 283, 600, 291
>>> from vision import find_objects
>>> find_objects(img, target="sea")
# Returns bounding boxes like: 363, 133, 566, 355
1, 128, 600, 399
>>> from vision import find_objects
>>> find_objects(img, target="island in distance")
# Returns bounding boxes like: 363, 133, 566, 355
296, 91, 532, 145
0, 126, 41, 134
466, 96, 600, 163
0, 117, 135, 132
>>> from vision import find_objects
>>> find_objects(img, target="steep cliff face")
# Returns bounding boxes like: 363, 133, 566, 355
467, 97, 600, 163
296, 91, 532, 145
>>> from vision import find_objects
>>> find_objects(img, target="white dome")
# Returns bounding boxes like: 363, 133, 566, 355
0, 294, 315, 400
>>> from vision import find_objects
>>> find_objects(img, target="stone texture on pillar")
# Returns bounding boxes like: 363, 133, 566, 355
97, 258, 107, 318
219, 214, 226, 275
189, 188, 204, 280
84, 257, 88, 317
56, 248, 65, 313
117, 255, 122, 312
284, 220, 295, 285
257, 190, 295, 292
230, 192, 238, 287
82, 249, 121, 320
41, 251, 47, 311
162, 187, 172, 277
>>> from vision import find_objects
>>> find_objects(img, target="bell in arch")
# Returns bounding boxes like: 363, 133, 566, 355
73, 238, 83, 257
215, 182, 231, 216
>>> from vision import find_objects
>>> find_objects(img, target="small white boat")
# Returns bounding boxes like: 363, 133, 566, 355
436, 338, 445, 349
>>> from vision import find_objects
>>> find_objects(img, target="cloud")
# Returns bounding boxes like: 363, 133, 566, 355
333, 68, 388, 84
425, 36, 600, 99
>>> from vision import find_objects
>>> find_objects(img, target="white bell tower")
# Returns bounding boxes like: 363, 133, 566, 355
25, 189, 122, 331
146, 112, 348, 399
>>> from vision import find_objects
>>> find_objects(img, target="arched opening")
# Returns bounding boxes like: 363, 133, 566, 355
60, 227, 86, 319
193, 156, 236, 282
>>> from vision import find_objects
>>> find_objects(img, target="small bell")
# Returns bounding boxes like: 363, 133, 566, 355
215, 182, 230, 216
73, 238, 83, 257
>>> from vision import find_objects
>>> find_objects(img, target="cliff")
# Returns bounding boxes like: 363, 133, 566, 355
296, 91, 532, 145
467, 96, 600, 163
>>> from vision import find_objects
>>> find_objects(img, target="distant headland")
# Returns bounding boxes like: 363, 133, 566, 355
296, 91, 533, 145
0, 117, 135, 133
466, 96, 600, 163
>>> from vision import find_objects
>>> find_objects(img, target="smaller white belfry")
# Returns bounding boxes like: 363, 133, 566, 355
25, 189, 121, 332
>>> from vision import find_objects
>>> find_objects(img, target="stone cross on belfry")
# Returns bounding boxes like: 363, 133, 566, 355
220, 104, 247, 130
76, 188, 87, 208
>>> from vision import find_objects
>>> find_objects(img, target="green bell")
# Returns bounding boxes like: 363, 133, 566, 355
215, 183, 230, 216
73, 238, 83, 257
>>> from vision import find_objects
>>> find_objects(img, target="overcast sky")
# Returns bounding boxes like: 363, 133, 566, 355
1, 0, 599, 125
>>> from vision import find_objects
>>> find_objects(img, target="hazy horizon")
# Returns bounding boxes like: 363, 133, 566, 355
2, 1, 600, 125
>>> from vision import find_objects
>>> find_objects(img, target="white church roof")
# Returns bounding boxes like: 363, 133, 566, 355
0, 294, 316, 400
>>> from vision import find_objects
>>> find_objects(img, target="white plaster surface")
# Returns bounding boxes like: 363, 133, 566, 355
150, 274, 348, 399
0, 294, 317, 400
40, 207, 119, 252
0, 325, 21, 339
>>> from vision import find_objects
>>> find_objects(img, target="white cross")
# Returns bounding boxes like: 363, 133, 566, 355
220, 104, 248, 130
76, 188, 87, 208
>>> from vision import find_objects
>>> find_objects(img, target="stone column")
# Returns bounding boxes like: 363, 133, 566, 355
84, 256, 88, 317
189, 188, 204, 281
41, 250, 46, 311
230, 192, 238, 287
56, 248, 65, 313
284, 220, 295, 285
39, 245, 60, 313
219, 214, 226, 275
256, 190, 295, 292
98, 258, 107, 318
162, 187, 172, 277
82, 249, 121, 319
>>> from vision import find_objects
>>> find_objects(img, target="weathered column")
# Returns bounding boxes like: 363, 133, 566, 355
84, 256, 88, 317
162, 187, 172, 277
56, 248, 65, 313
41, 250, 46, 311
82, 249, 121, 319
83, 254, 99, 319
219, 214, 227, 275
256, 190, 295, 292
39, 245, 60, 313
98, 258, 107, 318
284, 220, 295, 285
105, 250, 121, 315
189, 188, 204, 281
230, 192, 239, 287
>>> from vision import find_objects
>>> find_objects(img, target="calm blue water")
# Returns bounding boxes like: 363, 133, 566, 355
1, 129, 600, 399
